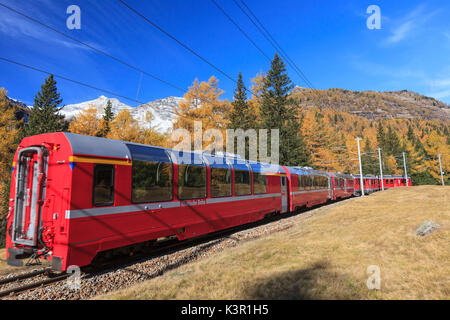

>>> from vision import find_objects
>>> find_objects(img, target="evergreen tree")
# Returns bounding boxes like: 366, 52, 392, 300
260, 54, 310, 166
102, 99, 115, 137
407, 124, 415, 142
362, 137, 377, 175
24, 75, 66, 137
229, 72, 250, 130
385, 125, 401, 156
376, 121, 385, 150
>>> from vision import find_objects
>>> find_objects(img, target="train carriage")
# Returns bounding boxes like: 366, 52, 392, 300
328, 172, 354, 200
6, 133, 292, 271
381, 175, 411, 189
286, 167, 332, 209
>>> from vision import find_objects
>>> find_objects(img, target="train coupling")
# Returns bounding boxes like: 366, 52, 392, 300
6, 247, 32, 267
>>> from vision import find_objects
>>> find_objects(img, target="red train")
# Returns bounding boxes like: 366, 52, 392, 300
4, 133, 410, 271
353, 174, 411, 196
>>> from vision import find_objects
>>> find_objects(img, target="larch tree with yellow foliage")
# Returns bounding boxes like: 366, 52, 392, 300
106, 109, 169, 147
68, 105, 106, 137
173, 76, 230, 150
0, 89, 21, 246
423, 131, 449, 184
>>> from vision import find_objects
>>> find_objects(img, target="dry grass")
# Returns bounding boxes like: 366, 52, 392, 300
47, 187, 450, 299
96, 186, 450, 300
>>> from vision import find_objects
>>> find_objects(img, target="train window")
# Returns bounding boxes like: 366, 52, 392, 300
299, 176, 304, 190
93, 164, 114, 206
178, 164, 206, 199
292, 175, 299, 192
306, 176, 312, 189
210, 167, 232, 198
253, 172, 267, 194
131, 160, 172, 203
314, 176, 319, 189
235, 169, 251, 196
127, 145, 173, 203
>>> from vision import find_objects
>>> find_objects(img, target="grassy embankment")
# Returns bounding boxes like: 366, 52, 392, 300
97, 186, 449, 300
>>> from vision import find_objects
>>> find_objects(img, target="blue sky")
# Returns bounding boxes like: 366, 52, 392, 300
0, 0, 449, 107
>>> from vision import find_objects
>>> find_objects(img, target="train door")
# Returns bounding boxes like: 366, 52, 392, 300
281, 176, 288, 213
329, 176, 334, 200
11, 147, 48, 247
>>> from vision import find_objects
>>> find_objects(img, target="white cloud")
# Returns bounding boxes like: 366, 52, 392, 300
385, 5, 439, 44
387, 20, 413, 43
427, 77, 450, 101
0, 2, 96, 51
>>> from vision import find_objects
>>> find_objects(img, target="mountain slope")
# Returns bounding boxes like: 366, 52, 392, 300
291, 87, 450, 121
5, 96, 30, 122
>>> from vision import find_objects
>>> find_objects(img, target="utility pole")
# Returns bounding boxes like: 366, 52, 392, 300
356, 137, 364, 196
438, 154, 444, 186
378, 148, 384, 191
402, 152, 408, 186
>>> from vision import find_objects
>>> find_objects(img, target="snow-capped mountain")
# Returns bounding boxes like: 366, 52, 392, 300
60, 95, 183, 132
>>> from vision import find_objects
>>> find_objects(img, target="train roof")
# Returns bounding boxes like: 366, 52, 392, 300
288, 166, 330, 177
64, 133, 284, 173
352, 174, 410, 179
65, 132, 135, 159
328, 172, 353, 179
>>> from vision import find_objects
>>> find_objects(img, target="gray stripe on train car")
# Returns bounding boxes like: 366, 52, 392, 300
292, 189, 328, 195
66, 201, 181, 219
206, 193, 281, 204
65, 193, 282, 219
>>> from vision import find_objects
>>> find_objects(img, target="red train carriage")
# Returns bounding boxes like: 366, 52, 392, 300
6, 133, 288, 271
353, 175, 380, 195
328, 172, 354, 200
284, 167, 332, 211
381, 175, 411, 188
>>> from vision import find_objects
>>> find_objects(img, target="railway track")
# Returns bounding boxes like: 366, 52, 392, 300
0, 268, 70, 298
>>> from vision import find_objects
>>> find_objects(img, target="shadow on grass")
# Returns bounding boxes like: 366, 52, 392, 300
243, 260, 363, 300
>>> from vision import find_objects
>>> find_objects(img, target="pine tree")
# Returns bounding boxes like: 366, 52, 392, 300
407, 124, 415, 142
260, 54, 310, 166
229, 72, 250, 130
102, 99, 114, 137
376, 121, 385, 150
24, 75, 66, 137
362, 137, 377, 175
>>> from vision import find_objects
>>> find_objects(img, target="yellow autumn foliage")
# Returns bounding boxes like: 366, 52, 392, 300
68, 105, 105, 137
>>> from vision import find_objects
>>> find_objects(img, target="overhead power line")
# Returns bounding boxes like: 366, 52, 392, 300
0, 56, 146, 105
118, 0, 252, 94
234, 0, 315, 89
209, 0, 271, 61
0, 1, 186, 94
